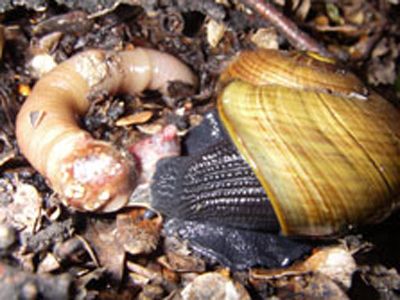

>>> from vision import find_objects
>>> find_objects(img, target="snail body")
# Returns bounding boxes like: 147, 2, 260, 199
151, 49, 400, 238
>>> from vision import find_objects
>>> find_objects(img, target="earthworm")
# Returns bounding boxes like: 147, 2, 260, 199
16, 47, 197, 212
240, 0, 332, 57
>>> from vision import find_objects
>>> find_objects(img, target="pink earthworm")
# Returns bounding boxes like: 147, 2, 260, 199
16, 47, 197, 212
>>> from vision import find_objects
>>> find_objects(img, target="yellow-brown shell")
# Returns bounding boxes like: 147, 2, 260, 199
218, 49, 400, 236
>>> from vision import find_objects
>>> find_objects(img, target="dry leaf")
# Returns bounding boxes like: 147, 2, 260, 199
9, 182, 42, 233
38, 252, 61, 273
116, 208, 162, 255
250, 246, 356, 298
115, 110, 153, 126
159, 237, 206, 273
84, 218, 125, 282
206, 19, 226, 48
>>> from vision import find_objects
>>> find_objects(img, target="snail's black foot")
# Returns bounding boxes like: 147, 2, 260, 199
163, 218, 312, 271
152, 109, 312, 270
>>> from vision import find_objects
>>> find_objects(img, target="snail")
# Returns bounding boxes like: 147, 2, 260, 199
150, 49, 400, 268
16, 47, 197, 212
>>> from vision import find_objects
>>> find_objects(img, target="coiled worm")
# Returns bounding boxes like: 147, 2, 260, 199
16, 47, 197, 212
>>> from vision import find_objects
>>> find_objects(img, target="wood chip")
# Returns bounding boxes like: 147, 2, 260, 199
115, 111, 153, 126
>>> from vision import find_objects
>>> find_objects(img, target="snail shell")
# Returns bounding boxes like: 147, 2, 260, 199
217, 49, 400, 236
152, 49, 400, 237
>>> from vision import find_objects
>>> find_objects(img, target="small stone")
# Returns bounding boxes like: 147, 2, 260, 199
21, 282, 38, 300
250, 28, 279, 50
0, 224, 16, 250
303, 246, 356, 289
180, 272, 251, 300
29, 53, 57, 78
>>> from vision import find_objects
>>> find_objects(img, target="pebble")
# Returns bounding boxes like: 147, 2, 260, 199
0, 223, 16, 250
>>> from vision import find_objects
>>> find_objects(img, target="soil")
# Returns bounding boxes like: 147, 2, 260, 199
0, 0, 399, 299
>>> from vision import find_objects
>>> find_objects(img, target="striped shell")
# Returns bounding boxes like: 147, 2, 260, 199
217, 49, 400, 236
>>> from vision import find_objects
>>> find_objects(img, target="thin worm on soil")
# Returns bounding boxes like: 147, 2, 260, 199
241, 0, 332, 57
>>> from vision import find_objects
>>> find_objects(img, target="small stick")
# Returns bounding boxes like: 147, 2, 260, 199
241, 0, 332, 57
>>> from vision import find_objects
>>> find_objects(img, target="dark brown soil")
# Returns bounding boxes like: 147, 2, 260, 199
0, 1, 399, 299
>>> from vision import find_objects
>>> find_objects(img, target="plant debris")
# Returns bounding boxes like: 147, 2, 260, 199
0, 0, 399, 298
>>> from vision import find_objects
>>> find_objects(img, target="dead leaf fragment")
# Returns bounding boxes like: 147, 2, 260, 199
251, 246, 356, 290
9, 182, 42, 233
292, 0, 311, 21
38, 252, 61, 273
160, 236, 206, 273
206, 19, 226, 48
83, 218, 125, 282
138, 284, 164, 299
115, 110, 153, 126
137, 123, 163, 135
287, 273, 349, 300
159, 252, 206, 274
127, 261, 163, 284
116, 207, 162, 255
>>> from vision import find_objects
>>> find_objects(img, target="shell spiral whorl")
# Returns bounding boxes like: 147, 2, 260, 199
218, 49, 400, 236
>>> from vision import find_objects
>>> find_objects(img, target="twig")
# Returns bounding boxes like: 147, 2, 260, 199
240, 0, 332, 57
